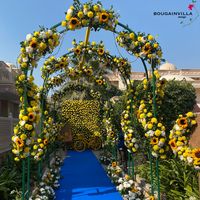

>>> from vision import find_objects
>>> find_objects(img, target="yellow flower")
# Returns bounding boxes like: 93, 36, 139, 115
153, 145, 159, 151
61, 20, 67, 27
147, 123, 153, 129
147, 112, 152, 117
112, 162, 117, 167
98, 48, 104, 55
87, 11, 94, 18
150, 137, 158, 145
93, 5, 99, 12
69, 17, 80, 30
33, 145, 38, 150
20, 134, 27, 140
24, 147, 30, 153
148, 35, 154, 40
28, 112, 35, 122
191, 120, 197, 125
82, 19, 88, 26
132, 147, 137, 152
160, 138, 165, 143
169, 139, 177, 149
14, 128, 19, 134
153, 43, 159, 48
99, 12, 109, 23
177, 117, 188, 129
78, 11, 84, 18
186, 112, 194, 118
192, 148, 200, 160
159, 148, 165, 154
18, 74, 26, 81
37, 138, 42, 143
155, 129, 161, 136
151, 117, 157, 124
14, 157, 20, 162
15, 138, 24, 148
22, 116, 29, 121
140, 113, 145, 119
129, 33, 135, 40
158, 123, 162, 127
25, 124, 33, 131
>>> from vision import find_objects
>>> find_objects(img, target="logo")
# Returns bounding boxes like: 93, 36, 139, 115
153, 0, 199, 26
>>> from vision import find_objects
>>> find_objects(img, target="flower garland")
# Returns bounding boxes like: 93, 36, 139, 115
71, 40, 131, 80
116, 31, 163, 66
61, 1, 119, 31
12, 75, 40, 161
107, 162, 157, 200
169, 112, 199, 169
18, 28, 60, 70
103, 101, 117, 146
136, 71, 167, 158
121, 81, 139, 154
12, 28, 60, 161
29, 155, 63, 200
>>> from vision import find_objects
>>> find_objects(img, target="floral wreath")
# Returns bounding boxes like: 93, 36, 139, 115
169, 112, 199, 169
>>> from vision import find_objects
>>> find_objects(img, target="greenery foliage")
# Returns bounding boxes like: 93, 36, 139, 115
160, 80, 196, 132
137, 159, 199, 200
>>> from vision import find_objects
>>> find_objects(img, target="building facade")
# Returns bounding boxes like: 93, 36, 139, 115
0, 61, 20, 154
107, 63, 200, 105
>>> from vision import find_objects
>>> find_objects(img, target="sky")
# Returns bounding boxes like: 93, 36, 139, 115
0, 0, 200, 86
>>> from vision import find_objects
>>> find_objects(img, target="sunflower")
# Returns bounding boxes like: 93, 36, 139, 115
86, 68, 93, 76
177, 117, 188, 129
99, 12, 109, 23
150, 137, 158, 145
142, 43, 152, 55
194, 159, 200, 166
160, 78, 167, 86
120, 60, 126, 67
28, 112, 35, 122
169, 138, 177, 149
43, 139, 48, 145
112, 161, 117, 167
59, 62, 65, 68
131, 187, 138, 193
69, 17, 80, 29
98, 48, 104, 55
193, 148, 200, 160
29, 40, 37, 48
149, 196, 155, 200
16, 138, 24, 148
74, 47, 81, 55
96, 79, 103, 85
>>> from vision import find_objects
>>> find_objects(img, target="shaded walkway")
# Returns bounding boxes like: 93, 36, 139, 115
55, 150, 123, 200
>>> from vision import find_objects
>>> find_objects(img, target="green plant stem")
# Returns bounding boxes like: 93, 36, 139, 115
22, 160, 26, 200
130, 99, 135, 179
27, 156, 30, 199
151, 66, 157, 117
117, 22, 137, 36
141, 58, 149, 80
132, 156, 135, 179
128, 152, 131, 175
38, 160, 42, 182
50, 22, 62, 30
148, 149, 154, 195
59, 29, 67, 34
156, 159, 161, 200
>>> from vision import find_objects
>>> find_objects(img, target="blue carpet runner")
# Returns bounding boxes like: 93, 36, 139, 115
55, 150, 123, 200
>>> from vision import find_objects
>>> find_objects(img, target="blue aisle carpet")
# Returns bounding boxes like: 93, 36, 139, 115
55, 150, 123, 200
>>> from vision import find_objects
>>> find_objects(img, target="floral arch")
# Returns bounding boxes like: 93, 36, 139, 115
11, 0, 199, 200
